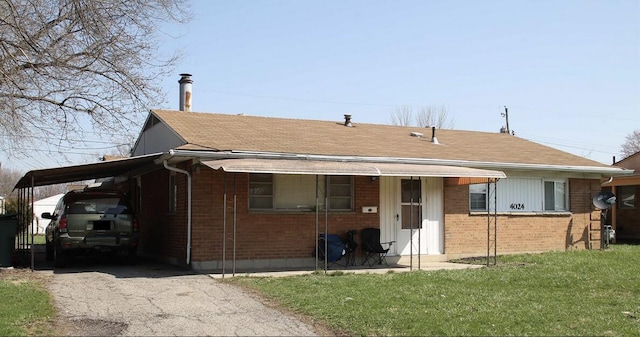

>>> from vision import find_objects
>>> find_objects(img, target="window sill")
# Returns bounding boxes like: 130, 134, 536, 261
469, 211, 573, 217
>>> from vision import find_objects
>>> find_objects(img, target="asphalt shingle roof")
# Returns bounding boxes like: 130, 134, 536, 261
151, 109, 609, 168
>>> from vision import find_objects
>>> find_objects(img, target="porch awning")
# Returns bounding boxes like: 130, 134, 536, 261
202, 158, 506, 178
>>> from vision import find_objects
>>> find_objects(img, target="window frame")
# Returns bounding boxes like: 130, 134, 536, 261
469, 183, 488, 211
248, 174, 354, 212
248, 173, 274, 210
326, 175, 354, 211
543, 179, 567, 211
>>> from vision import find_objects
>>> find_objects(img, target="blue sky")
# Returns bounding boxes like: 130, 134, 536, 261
3, 0, 639, 172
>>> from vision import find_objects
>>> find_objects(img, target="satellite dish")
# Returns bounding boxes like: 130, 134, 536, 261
592, 191, 616, 210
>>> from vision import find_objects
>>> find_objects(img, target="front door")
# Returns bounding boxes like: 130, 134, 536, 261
379, 176, 444, 257
396, 178, 424, 256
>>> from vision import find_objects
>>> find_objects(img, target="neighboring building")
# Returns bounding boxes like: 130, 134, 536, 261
603, 151, 640, 242
32, 193, 64, 234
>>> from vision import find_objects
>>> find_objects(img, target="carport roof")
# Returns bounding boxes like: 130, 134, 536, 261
14, 153, 163, 189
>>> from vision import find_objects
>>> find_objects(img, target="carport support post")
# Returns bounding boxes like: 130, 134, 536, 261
30, 176, 35, 271
486, 180, 490, 267
485, 179, 498, 267
410, 177, 414, 271
233, 174, 237, 276
315, 175, 319, 271
324, 176, 328, 274
418, 192, 422, 271
493, 179, 497, 265
222, 173, 227, 278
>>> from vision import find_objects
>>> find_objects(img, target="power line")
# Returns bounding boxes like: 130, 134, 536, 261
201, 88, 402, 108
518, 131, 620, 153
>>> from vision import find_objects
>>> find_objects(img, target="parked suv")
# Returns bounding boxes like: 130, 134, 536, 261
43, 189, 139, 267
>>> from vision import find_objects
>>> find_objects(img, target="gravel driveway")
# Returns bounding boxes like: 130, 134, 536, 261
42, 259, 321, 336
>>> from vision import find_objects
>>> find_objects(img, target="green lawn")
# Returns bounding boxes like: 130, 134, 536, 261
31, 234, 46, 245
230, 245, 640, 336
0, 272, 55, 336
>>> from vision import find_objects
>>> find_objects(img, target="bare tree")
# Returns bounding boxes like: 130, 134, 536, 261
33, 184, 67, 199
0, 166, 23, 198
389, 106, 413, 126
390, 105, 455, 128
0, 0, 191, 162
621, 129, 640, 159
415, 106, 455, 129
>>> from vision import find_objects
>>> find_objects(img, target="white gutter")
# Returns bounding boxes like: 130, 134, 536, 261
163, 160, 192, 265
165, 149, 633, 176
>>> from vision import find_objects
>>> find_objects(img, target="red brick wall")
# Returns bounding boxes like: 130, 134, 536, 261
140, 166, 381, 264
138, 166, 189, 265
140, 165, 605, 264
443, 178, 602, 255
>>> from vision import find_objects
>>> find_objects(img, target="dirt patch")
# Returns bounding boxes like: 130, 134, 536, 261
58, 318, 128, 336
450, 257, 532, 268
0, 266, 51, 284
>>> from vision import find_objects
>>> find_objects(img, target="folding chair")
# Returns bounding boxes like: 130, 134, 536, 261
343, 230, 358, 267
317, 234, 346, 267
361, 227, 394, 266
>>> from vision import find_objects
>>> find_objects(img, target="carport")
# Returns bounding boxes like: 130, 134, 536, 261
12, 153, 163, 269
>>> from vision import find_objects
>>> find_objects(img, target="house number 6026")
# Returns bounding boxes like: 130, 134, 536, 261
510, 203, 525, 210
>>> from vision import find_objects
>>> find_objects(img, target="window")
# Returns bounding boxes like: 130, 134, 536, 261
274, 174, 319, 210
618, 186, 636, 209
327, 176, 353, 211
469, 183, 488, 211
248, 174, 353, 211
249, 174, 273, 209
401, 179, 422, 229
168, 173, 177, 213
544, 180, 566, 211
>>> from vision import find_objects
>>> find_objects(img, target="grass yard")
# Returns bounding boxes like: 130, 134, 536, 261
230, 245, 640, 336
31, 235, 46, 245
0, 270, 56, 336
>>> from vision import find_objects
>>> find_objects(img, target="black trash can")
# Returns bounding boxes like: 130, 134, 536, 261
0, 214, 18, 267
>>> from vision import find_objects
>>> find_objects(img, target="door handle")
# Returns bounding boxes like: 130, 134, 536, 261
396, 214, 399, 221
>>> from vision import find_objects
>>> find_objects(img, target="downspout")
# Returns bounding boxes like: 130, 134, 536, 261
163, 160, 192, 265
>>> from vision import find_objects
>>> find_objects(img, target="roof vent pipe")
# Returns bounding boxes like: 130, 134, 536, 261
178, 73, 193, 112
344, 114, 352, 127
431, 126, 439, 144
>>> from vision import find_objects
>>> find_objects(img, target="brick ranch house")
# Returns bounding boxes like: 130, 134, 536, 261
12, 74, 633, 271
103, 106, 629, 272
